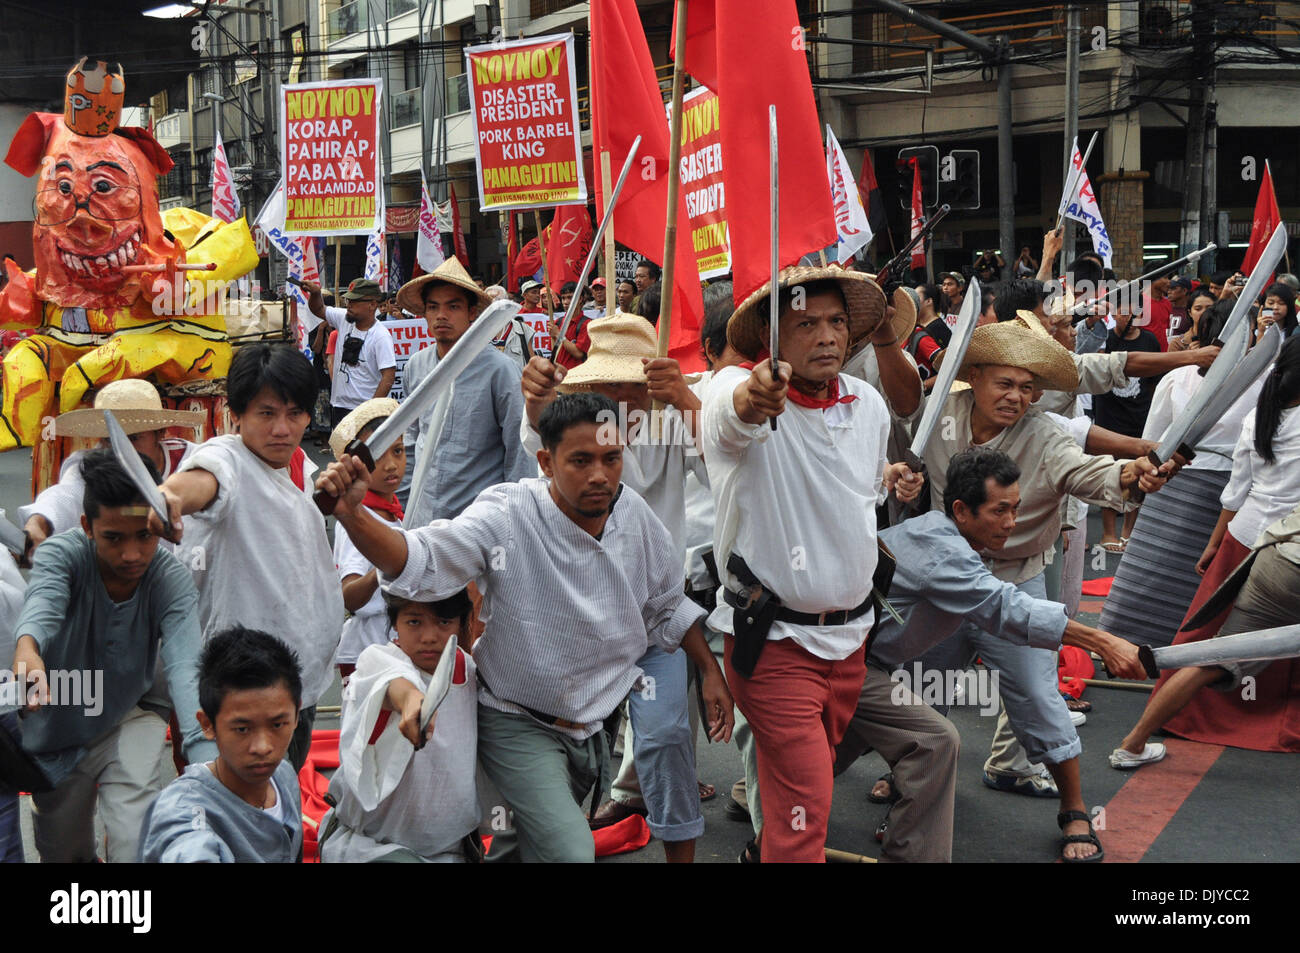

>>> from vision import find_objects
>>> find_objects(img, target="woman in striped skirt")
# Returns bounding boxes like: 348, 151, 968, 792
1099, 304, 1262, 647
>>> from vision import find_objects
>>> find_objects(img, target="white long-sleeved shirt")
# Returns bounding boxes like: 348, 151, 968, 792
382, 479, 704, 739
1221, 406, 1300, 548
700, 366, 889, 661
178, 435, 344, 708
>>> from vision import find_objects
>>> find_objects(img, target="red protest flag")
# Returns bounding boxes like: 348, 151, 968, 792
1241, 159, 1282, 275
545, 204, 594, 291
449, 182, 470, 269
591, 0, 705, 372
672, 0, 836, 304
670, 0, 717, 90
909, 158, 926, 272
513, 236, 542, 288
857, 148, 889, 237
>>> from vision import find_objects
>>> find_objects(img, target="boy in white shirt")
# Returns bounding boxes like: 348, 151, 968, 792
320, 589, 481, 863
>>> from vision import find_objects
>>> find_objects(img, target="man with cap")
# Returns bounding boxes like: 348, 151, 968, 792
698, 264, 924, 863
589, 277, 608, 317
518, 312, 711, 861
1166, 276, 1194, 342
395, 257, 532, 530
20, 379, 206, 553
939, 272, 967, 337
915, 319, 1172, 861
305, 277, 397, 427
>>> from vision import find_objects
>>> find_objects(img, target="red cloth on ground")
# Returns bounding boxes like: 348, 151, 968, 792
1081, 576, 1113, 597
1156, 533, 1300, 752
1057, 645, 1095, 699
298, 728, 650, 862
299, 729, 341, 864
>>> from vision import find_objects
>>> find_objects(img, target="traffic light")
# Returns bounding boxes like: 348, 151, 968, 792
897, 145, 939, 210
940, 149, 981, 210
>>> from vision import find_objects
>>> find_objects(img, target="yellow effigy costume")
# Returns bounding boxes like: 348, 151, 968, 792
0, 59, 258, 449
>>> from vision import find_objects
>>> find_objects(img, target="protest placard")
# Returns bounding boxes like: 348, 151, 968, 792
281, 78, 383, 234
466, 34, 586, 211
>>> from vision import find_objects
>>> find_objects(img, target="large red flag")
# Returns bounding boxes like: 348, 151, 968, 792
857, 148, 888, 237
449, 182, 470, 269
673, 0, 837, 304
909, 158, 926, 272
545, 204, 594, 291
591, 0, 706, 372
1241, 159, 1282, 275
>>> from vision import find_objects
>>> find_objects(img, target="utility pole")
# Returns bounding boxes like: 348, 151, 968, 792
997, 40, 1015, 280
1063, 3, 1080, 263
1182, 0, 1213, 260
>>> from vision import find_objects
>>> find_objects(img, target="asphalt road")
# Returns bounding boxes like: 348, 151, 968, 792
4, 442, 1297, 864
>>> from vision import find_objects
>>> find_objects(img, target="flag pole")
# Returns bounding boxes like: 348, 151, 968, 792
602, 150, 616, 310
1267, 160, 1290, 273
534, 209, 554, 334
1055, 130, 1098, 232
652, 0, 691, 436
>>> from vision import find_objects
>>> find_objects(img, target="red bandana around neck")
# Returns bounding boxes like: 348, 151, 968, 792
740, 351, 859, 410
363, 491, 404, 522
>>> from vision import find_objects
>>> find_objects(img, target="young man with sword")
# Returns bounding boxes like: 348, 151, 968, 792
314, 392, 734, 863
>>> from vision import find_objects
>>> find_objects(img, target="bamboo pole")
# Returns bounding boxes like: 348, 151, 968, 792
602, 150, 616, 312
1079, 677, 1153, 693
825, 847, 877, 863
652, 0, 691, 436
333, 240, 342, 301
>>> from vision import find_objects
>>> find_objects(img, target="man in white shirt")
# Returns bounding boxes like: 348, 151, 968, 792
700, 265, 922, 863
305, 278, 397, 427
315, 392, 734, 863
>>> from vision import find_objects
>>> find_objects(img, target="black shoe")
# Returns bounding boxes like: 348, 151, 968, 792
725, 798, 751, 823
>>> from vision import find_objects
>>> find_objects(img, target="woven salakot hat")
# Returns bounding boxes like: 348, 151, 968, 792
556, 313, 655, 391
396, 256, 491, 316
726, 264, 887, 361
55, 378, 206, 438
330, 398, 400, 460
958, 320, 1079, 392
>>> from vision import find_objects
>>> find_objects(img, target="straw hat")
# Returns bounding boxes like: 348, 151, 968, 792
396, 256, 491, 316
1013, 309, 1052, 339
55, 379, 206, 438
556, 313, 654, 391
886, 286, 920, 346
726, 264, 887, 360
329, 398, 399, 460
958, 321, 1079, 392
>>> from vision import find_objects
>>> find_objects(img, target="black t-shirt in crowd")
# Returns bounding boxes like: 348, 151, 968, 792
1093, 327, 1161, 438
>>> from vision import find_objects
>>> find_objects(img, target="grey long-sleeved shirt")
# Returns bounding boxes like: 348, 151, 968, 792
403, 343, 533, 528
13, 531, 214, 784
870, 511, 1067, 667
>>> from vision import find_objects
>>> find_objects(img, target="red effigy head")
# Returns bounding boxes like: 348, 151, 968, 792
4, 59, 179, 310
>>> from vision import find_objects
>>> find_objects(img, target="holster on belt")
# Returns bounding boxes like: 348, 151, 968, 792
725, 553, 781, 679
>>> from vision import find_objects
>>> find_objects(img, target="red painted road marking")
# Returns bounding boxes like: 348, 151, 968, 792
1097, 738, 1225, 862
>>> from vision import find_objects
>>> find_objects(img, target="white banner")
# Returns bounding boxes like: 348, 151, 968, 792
383, 318, 437, 400
1058, 137, 1113, 268
825, 125, 872, 265
417, 173, 446, 272
364, 227, 387, 287
211, 129, 241, 223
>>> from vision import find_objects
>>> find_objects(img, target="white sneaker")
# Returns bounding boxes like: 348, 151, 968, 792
1070, 709, 1087, 727
1109, 742, 1167, 770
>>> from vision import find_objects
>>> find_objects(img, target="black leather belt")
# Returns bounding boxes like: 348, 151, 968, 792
723, 586, 873, 627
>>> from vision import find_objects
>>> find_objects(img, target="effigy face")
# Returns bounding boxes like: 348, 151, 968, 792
32, 130, 173, 310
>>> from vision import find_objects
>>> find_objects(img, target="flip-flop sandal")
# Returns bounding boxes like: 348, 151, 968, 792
1057, 809, 1105, 863
1062, 694, 1092, 713
698, 781, 717, 801
738, 837, 761, 864
867, 772, 900, 804
1100, 540, 1125, 553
